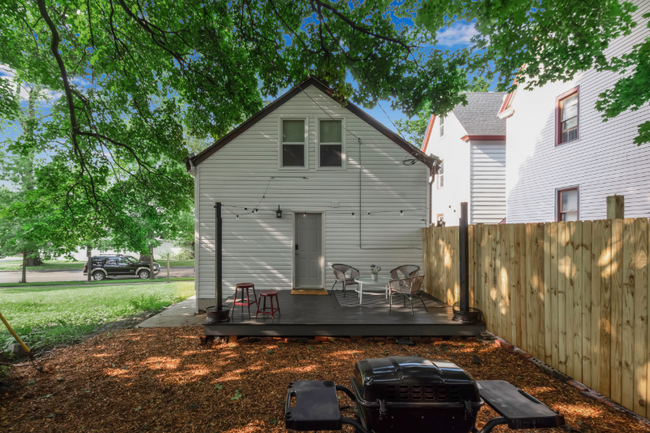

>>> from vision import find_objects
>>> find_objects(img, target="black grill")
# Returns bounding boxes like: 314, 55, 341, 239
350, 356, 483, 433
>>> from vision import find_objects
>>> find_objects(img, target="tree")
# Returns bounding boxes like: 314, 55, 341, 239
469, 77, 491, 93
0, 0, 643, 247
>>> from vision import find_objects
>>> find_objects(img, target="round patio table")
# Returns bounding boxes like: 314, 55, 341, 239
353, 276, 392, 305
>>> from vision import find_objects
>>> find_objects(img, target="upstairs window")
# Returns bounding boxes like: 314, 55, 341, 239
556, 88, 579, 145
557, 187, 579, 221
319, 119, 343, 167
438, 161, 444, 188
439, 116, 445, 137
282, 119, 306, 167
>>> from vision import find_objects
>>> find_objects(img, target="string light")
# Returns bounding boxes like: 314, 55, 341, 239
400, 210, 404, 216
351, 212, 355, 218
303, 212, 307, 218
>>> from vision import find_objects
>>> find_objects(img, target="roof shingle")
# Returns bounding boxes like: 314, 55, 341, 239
453, 92, 507, 136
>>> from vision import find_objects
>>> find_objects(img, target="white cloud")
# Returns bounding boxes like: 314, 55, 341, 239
436, 22, 478, 47
1, 64, 62, 102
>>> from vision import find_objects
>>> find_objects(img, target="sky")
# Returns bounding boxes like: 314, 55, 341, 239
0, 20, 483, 168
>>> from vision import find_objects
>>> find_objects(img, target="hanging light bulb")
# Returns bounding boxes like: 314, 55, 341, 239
400, 210, 404, 217
253, 209, 258, 215
351, 212, 355, 218
236, 214, 239, 219
303, 212, 307, 218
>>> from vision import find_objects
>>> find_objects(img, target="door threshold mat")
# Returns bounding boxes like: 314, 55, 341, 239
291, 289, 329, 296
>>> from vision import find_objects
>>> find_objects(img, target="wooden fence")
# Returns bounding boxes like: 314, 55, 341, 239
422, 218, 650, 418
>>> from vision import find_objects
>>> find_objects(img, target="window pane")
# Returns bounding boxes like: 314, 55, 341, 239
283, 120, 304, 143
561, 189, 578, 212
440, 117, 445, 137
563, 117, 578, 130
282, 144, 304, 166
562, 211, 578, 222
320, 120, 342, 143
562, 128, 578, 143
320, 144, 342, 167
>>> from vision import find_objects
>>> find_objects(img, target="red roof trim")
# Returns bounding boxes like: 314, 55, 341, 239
421, 114, 436, 154
497, 65, 526, 116
461, 135, 507, 142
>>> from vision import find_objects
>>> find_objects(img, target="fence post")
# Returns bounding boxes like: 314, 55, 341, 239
607, 195, 624, 219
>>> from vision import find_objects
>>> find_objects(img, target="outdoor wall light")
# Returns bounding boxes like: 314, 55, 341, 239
276, 205, 283, 219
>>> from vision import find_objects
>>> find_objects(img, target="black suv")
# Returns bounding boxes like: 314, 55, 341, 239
83, 255, 160, 281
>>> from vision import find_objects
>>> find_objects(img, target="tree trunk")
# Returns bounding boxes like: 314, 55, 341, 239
21, 252, 26, 284
24, 254, 43, 267
149, 246, 155, 280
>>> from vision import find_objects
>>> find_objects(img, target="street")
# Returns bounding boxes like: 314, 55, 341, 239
0, 267, 194, 284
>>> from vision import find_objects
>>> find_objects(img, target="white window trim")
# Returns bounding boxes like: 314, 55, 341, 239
439, 116, 445, 138
438, 160, 445, 189
278, 115, 309, 170
315, 116, 346, 170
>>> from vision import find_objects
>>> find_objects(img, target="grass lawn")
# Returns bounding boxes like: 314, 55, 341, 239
0, 259, 194, 272
0, 277, 194, 288
0, 281, 194, 353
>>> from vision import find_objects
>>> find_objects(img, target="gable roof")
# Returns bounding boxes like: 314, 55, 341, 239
453, 92, 507, 136
184, 77, 438, 171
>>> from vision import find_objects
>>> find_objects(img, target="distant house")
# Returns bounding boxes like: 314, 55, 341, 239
422, 92, 507, 226
184, 78, 438, 311
500, 0, 650, 223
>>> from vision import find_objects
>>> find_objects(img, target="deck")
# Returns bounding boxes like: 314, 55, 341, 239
204, 290, 485, 337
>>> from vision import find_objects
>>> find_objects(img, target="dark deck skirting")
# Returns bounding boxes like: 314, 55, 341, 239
203, 290, 485, 337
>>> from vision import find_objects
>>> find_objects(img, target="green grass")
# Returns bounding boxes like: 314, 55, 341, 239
0, 277, 194, 288
0, 259, 194, 271
0, 281, 195, 353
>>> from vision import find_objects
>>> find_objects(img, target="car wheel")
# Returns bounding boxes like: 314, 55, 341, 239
92, 271, 105, 281
138, 270, 150, 279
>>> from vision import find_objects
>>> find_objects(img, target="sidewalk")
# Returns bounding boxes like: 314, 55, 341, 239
137, 296, 205, 328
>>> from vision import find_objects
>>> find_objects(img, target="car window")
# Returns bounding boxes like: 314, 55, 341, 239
105, 258, 118, 266
117, 257, 128, 265
125, 256, 137, 263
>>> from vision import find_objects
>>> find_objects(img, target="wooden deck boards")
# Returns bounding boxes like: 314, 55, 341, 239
204, 290, 486, 337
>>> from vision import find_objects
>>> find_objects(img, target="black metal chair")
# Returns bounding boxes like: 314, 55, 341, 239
331, 264, 360, 297
388, 275, 427, 315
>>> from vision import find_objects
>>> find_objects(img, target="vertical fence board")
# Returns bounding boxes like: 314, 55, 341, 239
591, 219, 604, 392
634, 218, 648, 417
550, 222, 560, 370
469, 225, 475, 308
573, 222, 583, 382
544, 223, 552, 364
496, 225, 505, 338
508, 224, 517, 345
476, 224, 484, 315
558, 221, 567, 374
599, 219, 613, 397
622, 219, 636, 410
517, 223, 527, 350
527, 223, 539, 359
611, 219, 624, 404
581, 221, 593, 386
566, 222, 576, 378
486, 225, 495, 331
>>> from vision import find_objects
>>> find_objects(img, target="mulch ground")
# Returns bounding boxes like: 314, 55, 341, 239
1, 327, 648, 433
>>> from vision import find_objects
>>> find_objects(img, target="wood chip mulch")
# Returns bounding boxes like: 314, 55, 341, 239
1, 327, 648, 433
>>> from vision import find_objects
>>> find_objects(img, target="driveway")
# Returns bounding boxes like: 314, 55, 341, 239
0, 266, 194, 284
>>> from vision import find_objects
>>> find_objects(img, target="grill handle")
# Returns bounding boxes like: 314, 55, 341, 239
378, 399, 387, 420
335, 384, 356, 402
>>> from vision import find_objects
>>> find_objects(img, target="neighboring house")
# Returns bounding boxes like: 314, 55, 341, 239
422, 92, 507, 226
501, 0, 650, 223
185, 77, 438, 311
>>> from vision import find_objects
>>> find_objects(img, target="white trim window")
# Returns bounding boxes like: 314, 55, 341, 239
281, 118, 307, 168
438, 160, 444, 189
439, 116, 445, 137
318, 118, 345, 168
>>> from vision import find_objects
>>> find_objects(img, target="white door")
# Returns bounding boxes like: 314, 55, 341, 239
295, 213, 323, 288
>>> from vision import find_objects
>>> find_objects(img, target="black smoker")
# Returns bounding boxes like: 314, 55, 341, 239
285, 356, 565, 433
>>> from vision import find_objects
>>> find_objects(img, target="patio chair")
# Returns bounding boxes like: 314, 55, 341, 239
388, 275, 427, 315
331, 264, 360, 297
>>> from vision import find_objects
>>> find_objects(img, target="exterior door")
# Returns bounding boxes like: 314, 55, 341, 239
295, 213, 323, 288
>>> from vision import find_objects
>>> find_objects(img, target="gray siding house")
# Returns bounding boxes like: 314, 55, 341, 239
185, 78, 438, 311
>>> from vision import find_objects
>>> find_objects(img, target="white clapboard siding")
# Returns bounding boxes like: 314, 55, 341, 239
470, 141, 506, 224
505, 0, 650, 223
195, 85, 429, 307
425, 113, 471, 226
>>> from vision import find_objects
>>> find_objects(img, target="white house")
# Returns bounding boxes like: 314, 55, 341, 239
500, 0, 650, 223
185, 78, 438, 311
422, 92, 507, 226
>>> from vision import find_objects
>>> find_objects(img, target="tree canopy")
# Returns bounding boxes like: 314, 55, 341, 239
0, 0, 645, 253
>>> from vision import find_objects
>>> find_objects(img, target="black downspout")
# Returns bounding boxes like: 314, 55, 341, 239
459, 202, 469, 313
206, 202, 230, 324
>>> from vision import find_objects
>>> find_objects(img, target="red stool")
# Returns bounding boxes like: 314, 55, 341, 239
256, 290, 281, 319
232, 283, 257, 319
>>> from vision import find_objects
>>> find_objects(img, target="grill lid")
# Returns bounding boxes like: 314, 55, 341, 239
351, 356, 480, 404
